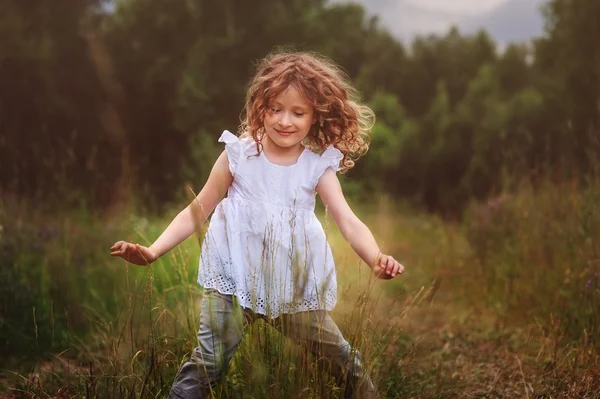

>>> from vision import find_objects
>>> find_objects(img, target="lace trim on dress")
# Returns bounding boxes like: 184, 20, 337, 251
199, 251, 337, 318
202, 274, 338, 318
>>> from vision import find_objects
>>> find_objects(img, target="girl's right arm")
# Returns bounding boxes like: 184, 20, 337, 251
110, 151, 233, 266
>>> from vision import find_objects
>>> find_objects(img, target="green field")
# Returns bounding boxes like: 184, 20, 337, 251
1, 178, 599, 398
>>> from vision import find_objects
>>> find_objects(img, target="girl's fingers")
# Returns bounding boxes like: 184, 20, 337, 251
378, 257, 387, 274
393, 261, 405, 277
110, 241, 124, 251
374, 254, 406, 279
378, 255, 390, 274
388, 257, 396, 275
386, 256, 394, 274
391, 260, 401, 277
398, 262, 405, 274
110, 243, 132, 257
385, 256, 405, 277
109, 242, 154, 266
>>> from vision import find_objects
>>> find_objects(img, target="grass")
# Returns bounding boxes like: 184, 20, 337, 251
1, 177, 600, 398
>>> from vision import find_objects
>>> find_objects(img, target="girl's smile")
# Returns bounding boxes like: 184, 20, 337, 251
274, 129, 295, 136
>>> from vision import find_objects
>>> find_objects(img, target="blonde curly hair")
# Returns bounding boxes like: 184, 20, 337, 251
239, 51, 375, 172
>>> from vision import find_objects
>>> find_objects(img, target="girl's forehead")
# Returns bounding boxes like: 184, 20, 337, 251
271, 86, 313, 107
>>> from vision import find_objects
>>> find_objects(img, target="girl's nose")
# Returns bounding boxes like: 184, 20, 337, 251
279, 112, 293, 127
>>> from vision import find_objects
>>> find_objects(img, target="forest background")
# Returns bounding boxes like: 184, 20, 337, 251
1, 0, 599, 397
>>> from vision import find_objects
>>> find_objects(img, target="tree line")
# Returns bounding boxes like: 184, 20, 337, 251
1, 0, 598, 213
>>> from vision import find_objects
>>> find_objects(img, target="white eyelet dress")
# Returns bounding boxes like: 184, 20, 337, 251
198, 130, 344, 318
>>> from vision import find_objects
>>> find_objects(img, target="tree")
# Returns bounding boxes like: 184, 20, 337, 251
0, 0, 112, 206
539, 0, 600, 168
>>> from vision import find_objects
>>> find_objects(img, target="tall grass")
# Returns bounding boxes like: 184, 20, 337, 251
1, 198, 434, 398
3, 176, 598, 397
463, 176, 600, 366
0, 197, 123, 360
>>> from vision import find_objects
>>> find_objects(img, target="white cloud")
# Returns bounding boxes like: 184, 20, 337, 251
371, 1, 470, 39
331, 0, 544, 44
403, 0, 508, 16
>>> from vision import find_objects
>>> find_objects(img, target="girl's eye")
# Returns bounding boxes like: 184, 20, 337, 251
269, 107, 304, 116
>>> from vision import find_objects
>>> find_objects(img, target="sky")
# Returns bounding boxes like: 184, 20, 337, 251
332, 0, 546, 44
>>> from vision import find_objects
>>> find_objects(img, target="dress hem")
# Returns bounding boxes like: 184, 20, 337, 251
198, 282, 337, 319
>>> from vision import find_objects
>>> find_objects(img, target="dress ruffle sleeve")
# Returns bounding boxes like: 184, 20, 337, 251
313, 145, 344, 187
218, 130, 242, 176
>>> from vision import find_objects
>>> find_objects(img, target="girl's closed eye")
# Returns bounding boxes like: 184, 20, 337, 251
270, 108, 304, 117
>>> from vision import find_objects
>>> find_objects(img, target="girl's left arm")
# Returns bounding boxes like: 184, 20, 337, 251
316, 169, 405, 279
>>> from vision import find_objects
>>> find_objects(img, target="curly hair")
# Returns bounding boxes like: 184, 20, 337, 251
239, 51, 375, 172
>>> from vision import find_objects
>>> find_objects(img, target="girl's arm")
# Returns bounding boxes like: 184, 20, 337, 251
316, 168, 404, 279
110, 151, 233, 265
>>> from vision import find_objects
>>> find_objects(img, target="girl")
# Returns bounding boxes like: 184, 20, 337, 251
110, 51, 404, 399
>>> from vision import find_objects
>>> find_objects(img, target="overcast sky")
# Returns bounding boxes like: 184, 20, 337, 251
333, 0, 546, 44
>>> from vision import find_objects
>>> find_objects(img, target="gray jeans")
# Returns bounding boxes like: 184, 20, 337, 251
169, 289, 378, 399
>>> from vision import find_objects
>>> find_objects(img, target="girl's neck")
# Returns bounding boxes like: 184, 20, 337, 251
261, 136, 305, 166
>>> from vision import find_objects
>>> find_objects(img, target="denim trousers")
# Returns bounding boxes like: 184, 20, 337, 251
169, 289, 379, 399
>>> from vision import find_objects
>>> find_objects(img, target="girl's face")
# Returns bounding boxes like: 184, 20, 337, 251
263, 86, 315, 151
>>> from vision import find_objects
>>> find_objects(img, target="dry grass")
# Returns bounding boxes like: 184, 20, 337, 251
1, 183, 600, 398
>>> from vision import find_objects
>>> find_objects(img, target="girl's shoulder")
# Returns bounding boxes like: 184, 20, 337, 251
219, 130, 259, 175
306, 145, 344, 187
303, 147, 321, 163
219, 130, 258, 154
219, 130, 252, 146
307, 145, 343, 165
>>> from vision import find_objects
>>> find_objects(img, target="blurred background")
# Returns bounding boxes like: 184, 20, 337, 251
1, 0, 599, 397
2, 0, 598, 213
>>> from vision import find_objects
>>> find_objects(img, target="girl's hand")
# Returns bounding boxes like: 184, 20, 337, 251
373, 253, 405, 279
110, 241, 158, 266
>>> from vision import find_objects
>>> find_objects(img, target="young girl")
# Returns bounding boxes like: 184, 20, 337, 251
110, 51, 404, 398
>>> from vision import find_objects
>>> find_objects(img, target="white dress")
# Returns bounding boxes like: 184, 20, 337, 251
198, 130, 344, 318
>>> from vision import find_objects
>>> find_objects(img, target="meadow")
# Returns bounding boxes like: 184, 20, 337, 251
1, 176, 599, 398
2, 0, 599, 397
